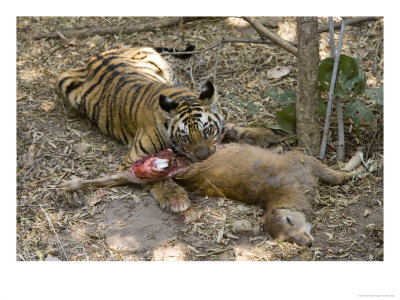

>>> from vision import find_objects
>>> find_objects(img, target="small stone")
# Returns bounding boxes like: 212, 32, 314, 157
45, 255, 61, 261
73, 142, 91, 156
232, 219, 260, 235
152, 246, 185, 261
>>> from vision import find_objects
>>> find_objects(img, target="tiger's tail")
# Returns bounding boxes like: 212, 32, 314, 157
155, 45, 195, 59
55, 67, 89, 111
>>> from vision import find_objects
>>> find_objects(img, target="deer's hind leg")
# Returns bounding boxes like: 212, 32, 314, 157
288, 150, 363, 185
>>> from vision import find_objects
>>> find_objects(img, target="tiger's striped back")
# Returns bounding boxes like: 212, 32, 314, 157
56, 47, 179, 115
56, 47, 224, 162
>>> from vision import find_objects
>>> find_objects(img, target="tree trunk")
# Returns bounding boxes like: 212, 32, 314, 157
296, 17, 320, 155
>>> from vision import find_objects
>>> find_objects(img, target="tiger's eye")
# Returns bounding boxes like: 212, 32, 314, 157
203, 128, 209, 135
181, 135, 190, 143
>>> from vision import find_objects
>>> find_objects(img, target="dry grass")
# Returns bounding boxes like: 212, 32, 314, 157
16, 17, 383, 261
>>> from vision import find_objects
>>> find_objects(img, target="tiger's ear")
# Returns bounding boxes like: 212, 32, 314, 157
159, 95, 179, 113
199, 81, 214, 105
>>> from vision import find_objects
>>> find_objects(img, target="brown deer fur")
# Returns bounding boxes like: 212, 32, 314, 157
61, 143, 362, 247
173, 144, 361, 246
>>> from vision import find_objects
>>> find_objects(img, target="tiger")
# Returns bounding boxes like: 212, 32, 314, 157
56, 46, 276, 213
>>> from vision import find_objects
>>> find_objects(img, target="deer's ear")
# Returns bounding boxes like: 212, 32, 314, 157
199, 81, 214, 104
159, 95, 179, 113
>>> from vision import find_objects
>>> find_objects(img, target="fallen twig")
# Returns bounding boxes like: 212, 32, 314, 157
211, 41, 223, 102
372, 34, 383, 76
196, 247, 233, 257
365, 128, 381, 161
40, 205, 69, 261
216, 65, 270, 76
33, 17, 202, 40
243, 17, 298, 57
19, 156, 45, 183
213, 42, 223, 83
42, 17, 111, 63
17, 204, 50, 207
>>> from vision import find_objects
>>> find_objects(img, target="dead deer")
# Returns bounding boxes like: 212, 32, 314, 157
61, 144, 363, 247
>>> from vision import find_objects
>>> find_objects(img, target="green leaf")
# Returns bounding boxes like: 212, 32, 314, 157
318, 57, 334, 92
353, 57, 361, 66
266, 124, 284, 130
225, 93, 240, 106
318, 55, 366, 96
352, 67, 366, 95
225, 93, 237, 101
365, 84, 383, 105
337, 54, 359, 78
264, 88, 296, 106
344, 99, 374, 127
286, 136, 298, 144
225, 93, 260, 115
318, 99, 327, 116
275, 103, 296, 133
264, 87, 279, 99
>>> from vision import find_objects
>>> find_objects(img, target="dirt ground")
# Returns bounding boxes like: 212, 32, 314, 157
16, 17, 383, 261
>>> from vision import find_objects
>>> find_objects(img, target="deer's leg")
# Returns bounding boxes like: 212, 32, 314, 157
60, 171, 135, 191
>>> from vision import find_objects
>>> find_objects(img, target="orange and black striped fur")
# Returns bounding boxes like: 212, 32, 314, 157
56, 47, 226, 212
56, 47, 275, 213
56, 47, 224, 162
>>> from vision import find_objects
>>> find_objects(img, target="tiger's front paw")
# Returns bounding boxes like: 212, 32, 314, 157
150, 180, 190, 213
224, 124, 277, 147
241, 127, 276, 147
158, 193, 190, 213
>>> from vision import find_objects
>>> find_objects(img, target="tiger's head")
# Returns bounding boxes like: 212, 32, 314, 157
159, 81, 224, 161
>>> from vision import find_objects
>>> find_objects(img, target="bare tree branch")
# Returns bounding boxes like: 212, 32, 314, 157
335, 96, 345, 161
328, 17, 346, 162
42, 17, 111, 63
291, 17, 380, 47
320, 19, 347, 160
328, 17, 336, 57
243, 17, 298, 57
318, 16, 379, 33
160, 37, 272, 57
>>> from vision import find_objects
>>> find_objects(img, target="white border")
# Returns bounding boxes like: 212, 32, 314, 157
4, 1, 399, 299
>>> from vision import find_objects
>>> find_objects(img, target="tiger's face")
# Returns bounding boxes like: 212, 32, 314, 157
160, 81, 224, 161
170, 105, 224, 161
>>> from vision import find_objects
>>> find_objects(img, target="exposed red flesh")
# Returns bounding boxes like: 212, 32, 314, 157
131, 149, 190, 181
